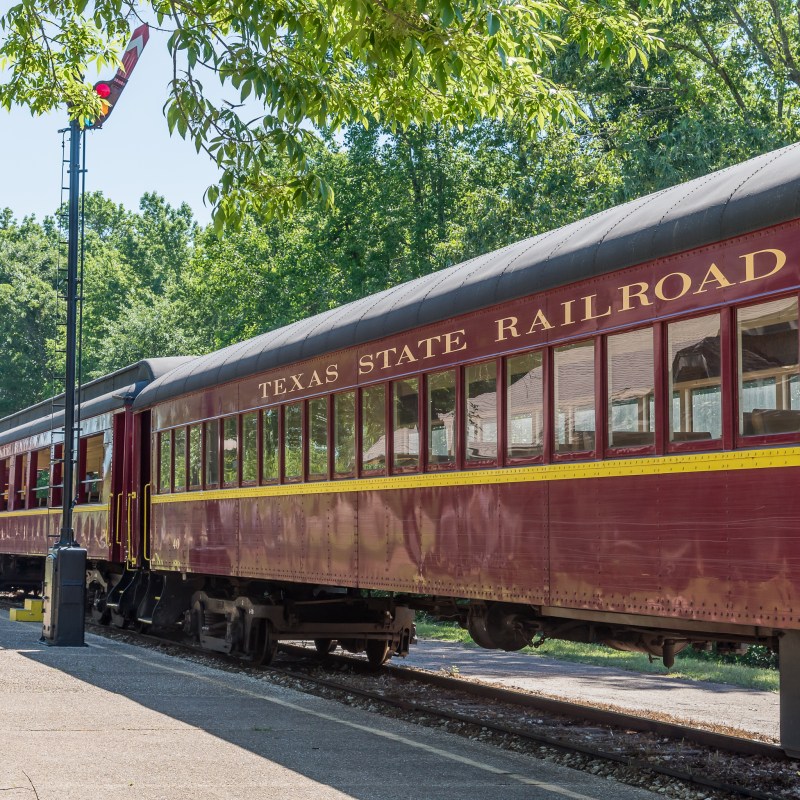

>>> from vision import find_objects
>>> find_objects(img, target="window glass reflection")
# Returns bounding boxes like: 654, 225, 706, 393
205, 419, 219, 486
309, 398, 329, 480
223, 417, 239, 485
262, 408, 279, 482
669, 314, 721, 442
554, 341, 595, 453
362, 386, 386, 473
334, 392, 356, 477
428, 370, 456, 467
188, 425, 202, 488
241, 412, 258, 483
608, 328, 654, 447
465, 361, 497, 463
738, 298, 800, 435
173, 428, 186, 492
393, 379, 419, 471
506, 352, 543, 460
284, 403, 303, 481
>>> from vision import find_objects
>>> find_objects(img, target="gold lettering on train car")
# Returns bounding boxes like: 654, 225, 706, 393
443, 330, 467, 354
619, 282, 652, 312
525, 310, 553, 333
581, 294, 612, 321
258, 362, 340, 398
359, 354, 375, 375
417, 335, 443, 358
376, 348, 398, 368
654, 272, 692, 301
741, 248, 786, 283
396, 345, 418, 365
561, 300, 577, 325
496, 317, 520, 341
693, 264, 733, 294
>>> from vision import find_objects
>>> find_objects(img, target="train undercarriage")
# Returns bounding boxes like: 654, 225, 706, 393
85, 564, 415, 668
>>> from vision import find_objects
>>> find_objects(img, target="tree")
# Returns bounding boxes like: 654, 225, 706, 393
0, 0, 666, 227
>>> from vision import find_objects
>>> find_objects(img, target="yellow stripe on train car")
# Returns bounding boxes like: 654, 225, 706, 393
150, 446, 800, 505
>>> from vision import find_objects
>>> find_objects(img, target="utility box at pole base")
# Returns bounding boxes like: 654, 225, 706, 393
41, 546, 87, 646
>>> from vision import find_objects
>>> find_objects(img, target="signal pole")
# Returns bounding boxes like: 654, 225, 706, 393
41, 24, 150, 646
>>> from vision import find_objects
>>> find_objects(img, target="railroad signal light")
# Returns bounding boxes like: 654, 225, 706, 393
83, 23, 149, 130
86, 82, 113, 128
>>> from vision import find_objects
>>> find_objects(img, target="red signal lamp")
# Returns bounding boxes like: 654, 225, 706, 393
85, 81, 113, 128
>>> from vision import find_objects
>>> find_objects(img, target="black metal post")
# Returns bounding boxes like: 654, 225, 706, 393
41, 118, 87, 647
61, 118, 81, 546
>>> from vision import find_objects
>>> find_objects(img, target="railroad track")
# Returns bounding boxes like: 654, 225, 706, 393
75, 621, 794, 800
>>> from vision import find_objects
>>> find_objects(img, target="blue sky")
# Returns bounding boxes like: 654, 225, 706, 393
0, 27, 221, 225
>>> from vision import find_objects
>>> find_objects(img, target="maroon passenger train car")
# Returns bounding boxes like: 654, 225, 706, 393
3, 144, 800, 753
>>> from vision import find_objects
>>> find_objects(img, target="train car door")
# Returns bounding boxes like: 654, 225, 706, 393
130, 410, 151, 568
109, 409, 131, 564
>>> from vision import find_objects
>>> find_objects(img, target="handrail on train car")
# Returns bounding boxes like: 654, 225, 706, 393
115, 492, 123, 545
143, 483, 151, 562
126, 491, 134, 567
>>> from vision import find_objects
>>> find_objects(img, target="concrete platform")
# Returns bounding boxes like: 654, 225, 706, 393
402, 640, 779, 741
0, 616, 661, 800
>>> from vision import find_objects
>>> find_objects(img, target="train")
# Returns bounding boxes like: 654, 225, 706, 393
2, 143, 800, 752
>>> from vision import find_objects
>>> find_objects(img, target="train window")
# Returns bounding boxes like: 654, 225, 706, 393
554, 341, 595, 454
607, 328, 655, 449
308, 398, 329, 481
334, 392, 356, 478
262, 408, 279, 483
173, 428, 187, 492
188, 425, 202, 489
33, 448, 50, 508
0, 457, 8, 511
465, 361, 498, 466
506, 351, 543, 460
738, 298, 800, 436
223, 417, 239, 486
284, 402, 303, 481
81, 435, 105, 503
241, 412, 258, 484
361, 385, 386, 473
668, 314, 721, 443
427, 370, 456, 469
393, 378, 419, 472
205, 419, 220, 487
159, 432, 171, 494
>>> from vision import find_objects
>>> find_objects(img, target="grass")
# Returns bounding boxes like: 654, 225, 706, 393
414, 616, 779, 692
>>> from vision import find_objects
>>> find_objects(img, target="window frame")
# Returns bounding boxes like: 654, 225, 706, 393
734, 292, 800, 448
359, 383, 388, 477
604, 325, 657, 459
504, 348, 548, 466
390, 375, 422, 475
552, 338, 598, 462
333, 390, 357, 480
665, 309, 726, 455
463, 358, 500, 469
283, 401, 304, 483
307, 395, 331, 482
424, 368, 459, 472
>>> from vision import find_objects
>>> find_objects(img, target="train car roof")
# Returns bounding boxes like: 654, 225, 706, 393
130, 142, 800, 409
0, 358, 194, 445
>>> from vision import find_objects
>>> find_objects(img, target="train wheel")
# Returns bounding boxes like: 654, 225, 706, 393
256, 621, 278, 666
366, 639, 391, 670
314, 638, 337, 655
